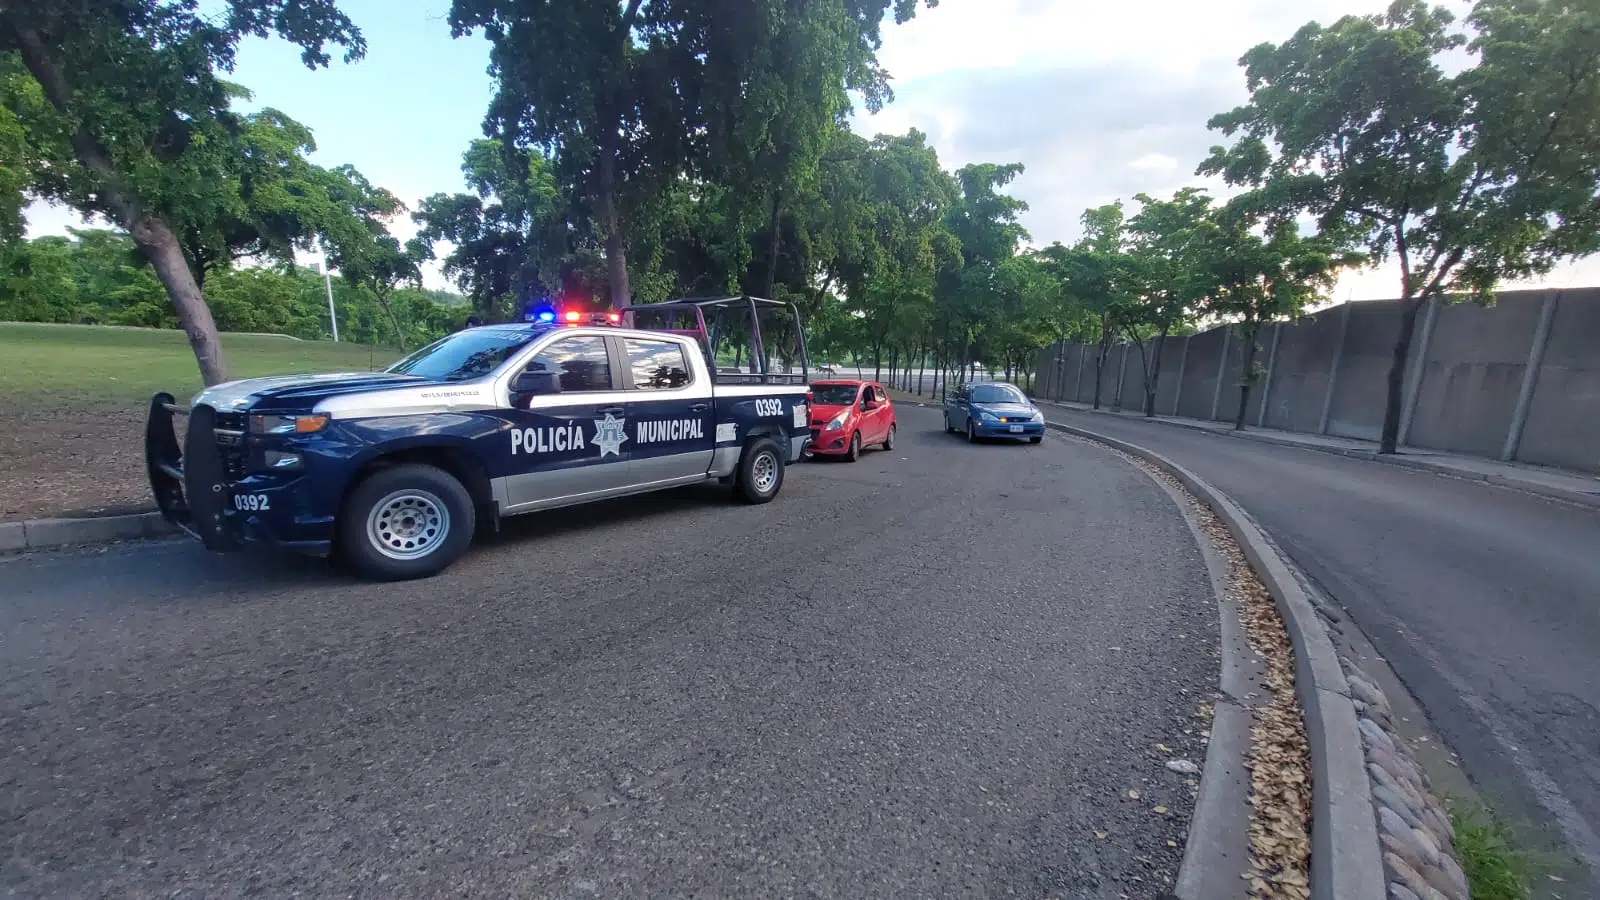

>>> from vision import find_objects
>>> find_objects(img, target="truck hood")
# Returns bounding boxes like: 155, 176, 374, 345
192, 372, 426, 413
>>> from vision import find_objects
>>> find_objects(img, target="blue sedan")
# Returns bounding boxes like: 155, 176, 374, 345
943, 382, 1046, 443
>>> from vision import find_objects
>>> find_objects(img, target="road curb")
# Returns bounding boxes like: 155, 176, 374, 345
1041, 401, 1600, 509
1047, 418, 1387, 900
0, 510, 174, 553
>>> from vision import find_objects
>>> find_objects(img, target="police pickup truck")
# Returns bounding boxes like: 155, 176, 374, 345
145, 297, 814, 580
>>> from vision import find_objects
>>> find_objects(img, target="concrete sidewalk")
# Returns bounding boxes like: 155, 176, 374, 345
1038, 398, 1600, 508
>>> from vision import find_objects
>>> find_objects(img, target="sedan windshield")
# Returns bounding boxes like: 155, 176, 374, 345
385, 328, 536, 381
970, 384, 1027, 405
811, 384, 861, 406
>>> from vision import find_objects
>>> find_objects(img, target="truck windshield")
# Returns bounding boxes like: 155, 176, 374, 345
811, 384, 861, 406
385, 329, 536, 381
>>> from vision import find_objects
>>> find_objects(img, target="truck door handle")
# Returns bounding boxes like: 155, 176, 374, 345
689, 403, 710, 412
598, 406, 625, 416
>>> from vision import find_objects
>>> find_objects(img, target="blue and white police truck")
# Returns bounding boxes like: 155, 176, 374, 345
144, 297, 814, 580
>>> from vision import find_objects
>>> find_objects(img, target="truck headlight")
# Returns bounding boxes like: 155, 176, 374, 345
250, 414, 328, 435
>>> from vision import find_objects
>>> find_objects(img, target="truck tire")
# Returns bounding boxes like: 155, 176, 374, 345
735, 437, 785, 504
339, 463, 476, 581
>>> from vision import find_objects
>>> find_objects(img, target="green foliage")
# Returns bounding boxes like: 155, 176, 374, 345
1198, 0, 1600, 448
1, 0, 365, 237
411, 138, 573, 318
1450, 805, 1531, 900
0, 229, 466, 349
1, 0, 370, 384
448, 0, 938, 306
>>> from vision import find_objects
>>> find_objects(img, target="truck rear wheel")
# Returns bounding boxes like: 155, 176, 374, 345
735, 437, 785, 504
340, 463, 475, 581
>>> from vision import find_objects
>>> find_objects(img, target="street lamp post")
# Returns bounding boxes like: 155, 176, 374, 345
319, 238, 340, 343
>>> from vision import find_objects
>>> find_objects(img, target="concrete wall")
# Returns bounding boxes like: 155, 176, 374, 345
1030, 288, 1600, 474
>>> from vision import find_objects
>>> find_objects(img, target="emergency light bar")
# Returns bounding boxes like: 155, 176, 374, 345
555, 310, 621, 326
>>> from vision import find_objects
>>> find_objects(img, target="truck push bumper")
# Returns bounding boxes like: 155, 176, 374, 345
145, 393, 246, 552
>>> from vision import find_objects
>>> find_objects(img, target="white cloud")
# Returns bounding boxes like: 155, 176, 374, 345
1128, 153, 1179, 172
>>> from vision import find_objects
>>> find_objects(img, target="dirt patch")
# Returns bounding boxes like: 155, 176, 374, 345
0, 398, 155, 521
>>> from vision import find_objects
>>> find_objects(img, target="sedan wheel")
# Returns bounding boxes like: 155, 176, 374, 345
966, 419, 977, 443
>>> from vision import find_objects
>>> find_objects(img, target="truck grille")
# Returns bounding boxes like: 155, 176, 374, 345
213, 411, 248, 479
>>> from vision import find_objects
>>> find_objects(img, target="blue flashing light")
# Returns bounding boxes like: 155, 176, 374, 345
536, 310, 555, 323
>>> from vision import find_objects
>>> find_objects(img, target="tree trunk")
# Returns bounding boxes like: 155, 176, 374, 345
374, 289, 407, 351
13, 25, 228, 385
917, 344, 927, 396
136, 215, 229, 385
888, 345, 900, 387
1234, 324, 1259, 431
1145, 330, 1169, 417
596, 144, 630, 310
762, 187, 783, 299
1379, 297, 1426, 454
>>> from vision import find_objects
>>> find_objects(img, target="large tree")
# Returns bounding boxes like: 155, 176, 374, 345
933, 162, 1028, 387
446, 0, 934, 310
1122, 188, 1212, 416
1195, 202, 1360, 431
1048, 203, 1136, 410
0, 0, 366, 385
411, 138, 572, 319
1199, 0, 1600, 453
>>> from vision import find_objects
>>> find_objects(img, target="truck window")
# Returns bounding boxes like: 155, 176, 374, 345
523, 336, 613, 392
623, 338, 692, 389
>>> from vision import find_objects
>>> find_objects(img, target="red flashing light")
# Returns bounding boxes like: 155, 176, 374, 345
563, 310, 582, 323
606, 312, 621, 324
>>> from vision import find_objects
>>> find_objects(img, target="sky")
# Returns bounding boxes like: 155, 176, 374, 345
22, 0, 1600, 302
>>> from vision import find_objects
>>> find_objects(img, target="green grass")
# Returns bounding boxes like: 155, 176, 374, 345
1451, 804, 1532, 900
0, 323, 403, 405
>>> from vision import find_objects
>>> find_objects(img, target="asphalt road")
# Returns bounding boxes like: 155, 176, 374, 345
1053, 409, 1600, 892
0, 406, 1217, 899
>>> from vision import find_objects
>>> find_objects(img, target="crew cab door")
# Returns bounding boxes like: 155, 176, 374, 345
616, 334, 715, 484
495, 333, 634, 513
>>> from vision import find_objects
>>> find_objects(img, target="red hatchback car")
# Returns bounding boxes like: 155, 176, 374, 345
806, 380, 896, 461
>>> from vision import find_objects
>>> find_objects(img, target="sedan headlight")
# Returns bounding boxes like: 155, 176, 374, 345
826, 411, 850, 431
1031, 410, 1044, 423
979, 410, 999, 422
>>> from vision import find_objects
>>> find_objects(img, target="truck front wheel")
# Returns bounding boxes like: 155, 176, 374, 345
340, 463, 476, 580
735, 437, 785, 504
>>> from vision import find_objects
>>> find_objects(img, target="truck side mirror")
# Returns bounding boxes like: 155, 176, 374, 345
511, 371, 561, 396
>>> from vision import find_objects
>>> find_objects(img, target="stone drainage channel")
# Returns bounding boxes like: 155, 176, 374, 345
1053, 421, 1470, 900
